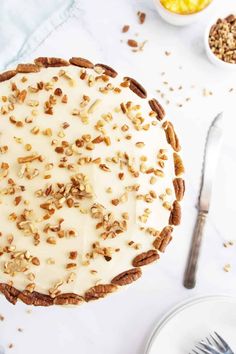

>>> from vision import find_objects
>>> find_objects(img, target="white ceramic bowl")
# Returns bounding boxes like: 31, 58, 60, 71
204, 11, 236, 70
153, 0, 215, 26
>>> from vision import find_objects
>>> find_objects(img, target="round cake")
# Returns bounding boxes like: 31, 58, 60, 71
0, 57, 184, 306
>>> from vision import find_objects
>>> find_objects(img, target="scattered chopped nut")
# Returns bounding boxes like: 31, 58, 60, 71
223, 264, 231, 272
137, 11, 146, 24
127, 39, 138, 48
122, 25, 130, 33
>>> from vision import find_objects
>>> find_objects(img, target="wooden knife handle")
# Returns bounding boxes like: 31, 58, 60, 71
184, 211, 207, 289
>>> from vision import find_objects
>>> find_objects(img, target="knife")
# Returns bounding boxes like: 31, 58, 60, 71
184, 112, 224, 289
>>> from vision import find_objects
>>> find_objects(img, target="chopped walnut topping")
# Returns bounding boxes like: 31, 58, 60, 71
69, 251, 78, 260
99, 164, 111, 172
111, 199, 120, 206
25, 283, 35, 292
66, 263, 77, 270
49, 280, 64, 297
46, 258, 55, 265
32, 257, 40, 266
163, 201, 172, 210
122, 212, 129, 220
135, 142, 145, 148
27, 272, 35, 281
118, 172, 124, 180
14, 196, 22, 206
88, 99, 101, 113
0, 145, 8, 154
54, 88, 62, 96
61, 94, 68, 103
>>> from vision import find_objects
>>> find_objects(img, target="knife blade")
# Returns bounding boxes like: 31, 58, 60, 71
199, 112, 224, 212
184, 112, 224, 289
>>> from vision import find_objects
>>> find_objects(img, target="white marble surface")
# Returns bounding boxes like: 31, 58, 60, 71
1, 0, 236, 353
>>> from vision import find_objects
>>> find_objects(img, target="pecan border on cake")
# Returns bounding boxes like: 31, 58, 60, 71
0, 57, 184, 306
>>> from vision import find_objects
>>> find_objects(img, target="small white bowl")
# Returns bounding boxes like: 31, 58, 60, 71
204, 12, 236, 70
153, 0, 215, 26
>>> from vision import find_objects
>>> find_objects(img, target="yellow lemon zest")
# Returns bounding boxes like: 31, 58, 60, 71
160, 0, 212, 14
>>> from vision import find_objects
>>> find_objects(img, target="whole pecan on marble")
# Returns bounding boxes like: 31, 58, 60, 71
153, 226, 173, 252
132, 249, 159, 267
34, 57, 69, 67
95, 63, 117, 78
0, 70, 17, 83
85, 284, 117, 301
124, 77, 147, 98
169, 200, 181, 226
69, 57, 94, 69
173, 178, 185, 201
149, 98, 165, 120
111, 268, 142, 286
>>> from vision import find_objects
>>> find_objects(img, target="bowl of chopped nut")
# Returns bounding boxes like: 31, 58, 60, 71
153, 0, 215, 26
205, 13, 236, 69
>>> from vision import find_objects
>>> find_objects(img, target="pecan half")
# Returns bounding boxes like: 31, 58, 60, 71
132, 249, 159, 267
111, 268, 142, 286
69, 57, 94, 69
226, 14, 236, 23
163, 122, 181, 152
0, 70, 17, 83
34, 57, 69, 67
19, 291, 53, 306
95, 63, 117, 78
149, 98, 165, 120
153, 226, 173, 252
17, 64, 40, 73
169, 200, 181, 225
173, 153, 184, 176
85, 284, 117, 301
54, 293, 84, 305
173, 178, 185, 201
0, 283, 20, 305
124, 77, 147, 98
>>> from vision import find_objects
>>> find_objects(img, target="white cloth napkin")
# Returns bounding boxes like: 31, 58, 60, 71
0, 0, 79, 70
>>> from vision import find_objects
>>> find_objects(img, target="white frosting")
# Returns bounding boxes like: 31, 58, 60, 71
0, 65, 175, 296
